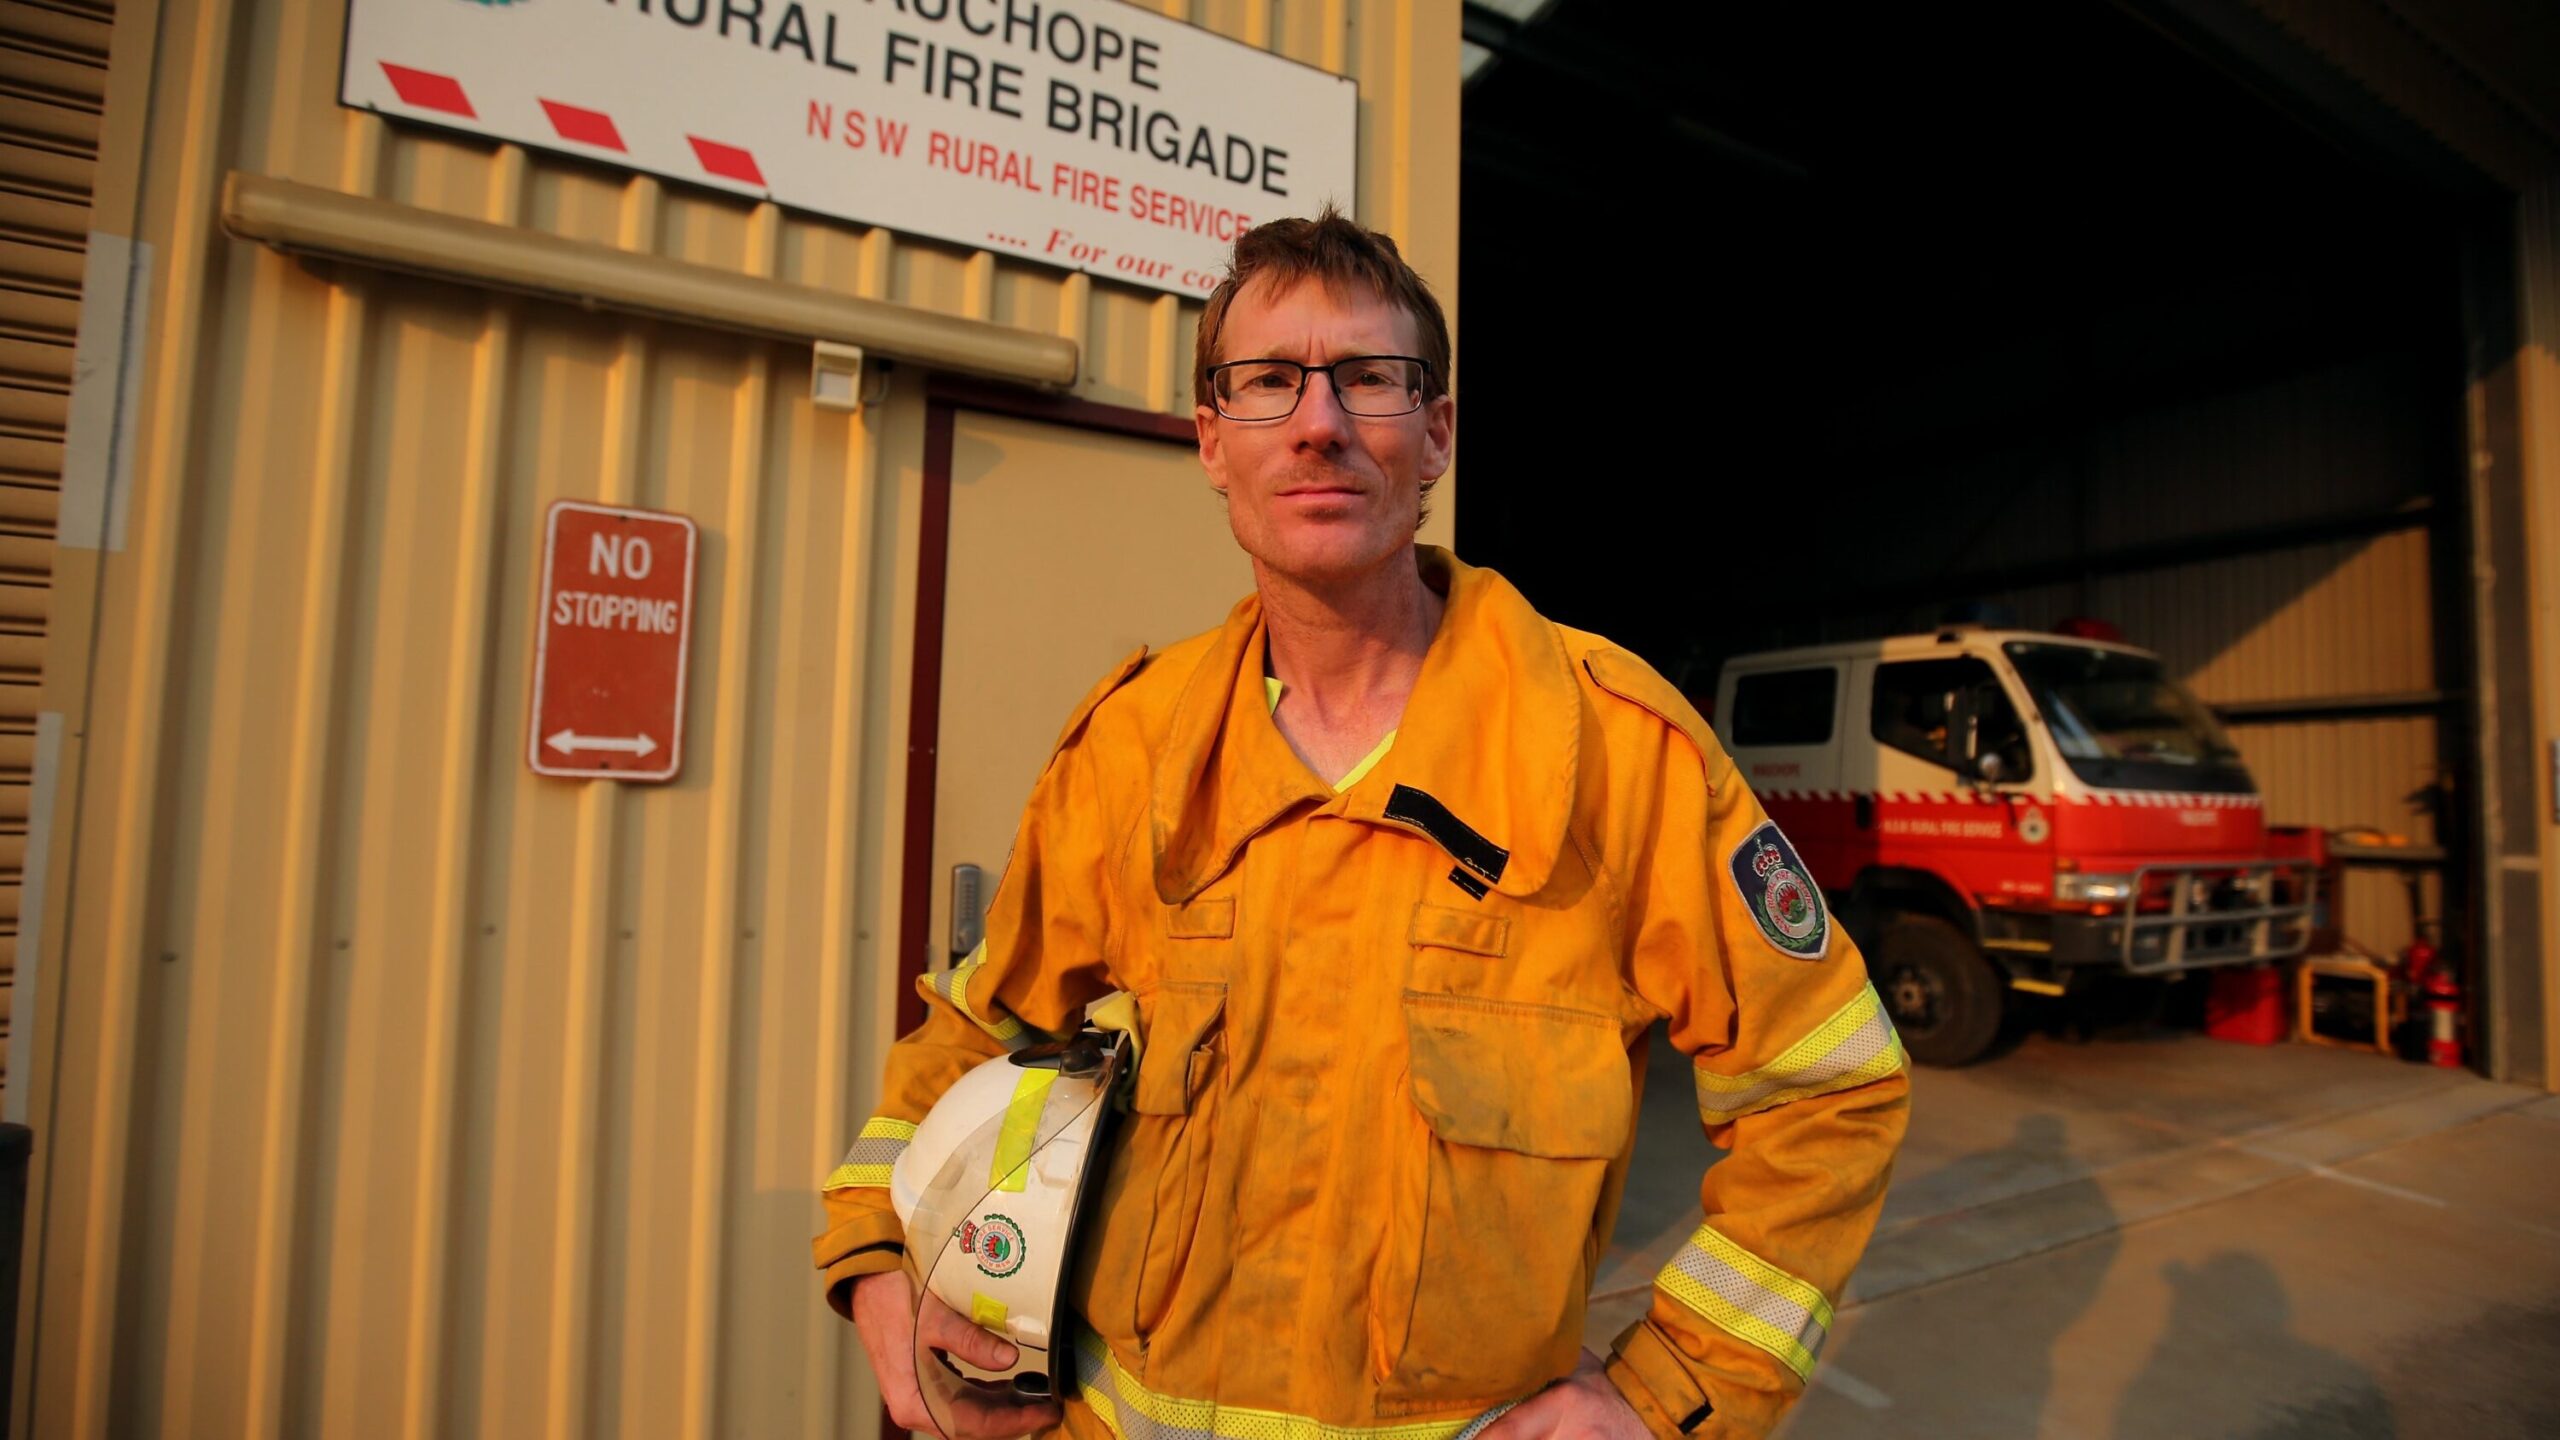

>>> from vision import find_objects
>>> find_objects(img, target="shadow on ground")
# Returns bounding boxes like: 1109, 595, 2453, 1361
2114, 1251, 2395, 1439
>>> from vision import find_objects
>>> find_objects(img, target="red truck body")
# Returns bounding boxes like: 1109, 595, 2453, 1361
1716, 628, 2317, 1061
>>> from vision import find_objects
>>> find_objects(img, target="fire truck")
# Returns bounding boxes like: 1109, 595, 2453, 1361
1714, 626, 2321, 1065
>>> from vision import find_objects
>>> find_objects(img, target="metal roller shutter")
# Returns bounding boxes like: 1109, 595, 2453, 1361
0, 0, 108, 1102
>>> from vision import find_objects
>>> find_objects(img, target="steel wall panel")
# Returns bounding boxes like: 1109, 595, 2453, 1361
2524, 170, 2560, 1097
0, 0, 108, 1107
1981, 531, 2435, 706
21, 0, 1457, 1437
1826, 349, 2439, 601
2235, 715, 2444, 955
2081, 527, 2434, 703
2076, 354, 2436, 552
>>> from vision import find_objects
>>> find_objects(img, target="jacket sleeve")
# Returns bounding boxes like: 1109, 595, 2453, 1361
1600, 696, 1910, 1439
811, 654, 1141, 1317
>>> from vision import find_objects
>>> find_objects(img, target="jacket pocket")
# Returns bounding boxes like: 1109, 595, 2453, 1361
1372, 992, 1633, 1407
1077, 980, 1228, 1350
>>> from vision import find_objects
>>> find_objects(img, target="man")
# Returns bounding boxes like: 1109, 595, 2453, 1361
814, 209, 1909, 1440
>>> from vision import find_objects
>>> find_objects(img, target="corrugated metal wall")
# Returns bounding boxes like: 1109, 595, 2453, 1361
2523, 175, 2560, 1090
17, 1, 1457, 1437
0, 0, 107, 1106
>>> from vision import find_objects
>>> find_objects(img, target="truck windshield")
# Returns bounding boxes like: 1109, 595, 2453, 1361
2004, 641, 2250, 791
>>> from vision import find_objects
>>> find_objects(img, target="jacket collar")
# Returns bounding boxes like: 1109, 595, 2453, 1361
1151, 547, 1582, 903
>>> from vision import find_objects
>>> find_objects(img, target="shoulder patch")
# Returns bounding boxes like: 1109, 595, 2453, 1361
1047, 646, 1149, 760
1729, 820, 1830, 960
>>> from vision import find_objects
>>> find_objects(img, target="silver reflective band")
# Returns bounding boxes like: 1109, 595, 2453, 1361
823, 1116, 916, 1191
1692, 984, 1905, 1127
1655, 1225, 1832, 1382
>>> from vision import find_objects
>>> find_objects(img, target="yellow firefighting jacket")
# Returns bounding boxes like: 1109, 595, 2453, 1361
815, 548, 1909, 1440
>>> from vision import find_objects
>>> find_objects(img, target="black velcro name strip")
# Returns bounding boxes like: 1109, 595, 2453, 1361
1445, 865, 1490, 900
1384, 784, 1509, 885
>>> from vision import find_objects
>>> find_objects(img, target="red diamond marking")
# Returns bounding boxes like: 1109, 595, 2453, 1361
379, 62, 476, 119
542, 99, 627, 152
688, 136, 766, 188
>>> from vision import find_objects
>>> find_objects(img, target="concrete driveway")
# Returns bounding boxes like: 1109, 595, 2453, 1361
1589, 1025, 2560, 1439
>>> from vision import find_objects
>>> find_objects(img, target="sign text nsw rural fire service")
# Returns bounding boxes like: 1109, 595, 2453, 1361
339, 0, 1359, 299
530, 501, 698, 783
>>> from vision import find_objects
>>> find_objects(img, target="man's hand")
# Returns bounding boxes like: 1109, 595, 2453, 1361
849, 1269, 1064, 1440
1478, 1351, 1654, 1440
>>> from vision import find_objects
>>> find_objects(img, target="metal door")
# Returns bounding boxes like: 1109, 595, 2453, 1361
915, 395, 1251, 985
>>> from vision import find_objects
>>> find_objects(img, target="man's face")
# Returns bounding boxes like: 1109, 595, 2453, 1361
1195, 277, 1455, 586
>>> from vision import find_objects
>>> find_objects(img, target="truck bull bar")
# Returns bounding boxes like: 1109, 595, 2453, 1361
2069, 859, 2319, 974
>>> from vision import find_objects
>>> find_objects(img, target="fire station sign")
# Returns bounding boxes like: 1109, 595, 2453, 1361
338, 0, 1359, 299
529, 500, 698, 783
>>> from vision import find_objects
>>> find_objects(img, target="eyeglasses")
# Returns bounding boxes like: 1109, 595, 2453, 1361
1206, 355, 1436, 421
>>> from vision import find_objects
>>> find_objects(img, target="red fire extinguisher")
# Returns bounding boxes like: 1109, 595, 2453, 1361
2419, 955, 2463, 1069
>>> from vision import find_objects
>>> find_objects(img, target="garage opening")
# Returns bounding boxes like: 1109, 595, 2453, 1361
1458, 0, 2471, 1058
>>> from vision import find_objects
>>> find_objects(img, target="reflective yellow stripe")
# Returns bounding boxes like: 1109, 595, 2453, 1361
1073, 1329, 1516, 1440
1331, 730, 1397, 793
921, 941, 1030, 1045
822, 1115, 919, 1191
1654, 1224, 1834, 1383
823, 1162, 892, 1191
1693, 983, 1905, 1127
973, 1293, 1011, 1330
991, 1067, 1057, 1192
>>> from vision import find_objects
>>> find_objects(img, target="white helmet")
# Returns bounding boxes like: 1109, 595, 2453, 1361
891, 1028, 1129, 1424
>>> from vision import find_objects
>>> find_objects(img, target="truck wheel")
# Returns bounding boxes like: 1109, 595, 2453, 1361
1873, 914, 2004, 1067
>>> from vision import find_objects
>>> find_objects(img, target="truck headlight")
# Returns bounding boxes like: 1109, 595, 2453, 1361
2055, 872, 2135, 904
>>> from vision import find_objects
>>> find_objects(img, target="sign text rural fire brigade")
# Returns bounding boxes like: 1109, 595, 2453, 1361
340, 0, 1359, 298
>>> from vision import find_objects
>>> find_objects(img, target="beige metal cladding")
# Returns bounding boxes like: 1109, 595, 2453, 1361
2112, 529, 2443, 959
0, 0, 109, 1108
20, 2, 1458, 1439
220, 173, 1079, 389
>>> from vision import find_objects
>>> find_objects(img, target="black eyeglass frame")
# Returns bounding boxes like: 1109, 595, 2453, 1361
1204, 355, 1441, 422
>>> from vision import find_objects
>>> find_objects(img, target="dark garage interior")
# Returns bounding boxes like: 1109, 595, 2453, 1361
1453, 0, 2517, 1036
1457, 0, 2463, 676
1450, 12, 2560, 1417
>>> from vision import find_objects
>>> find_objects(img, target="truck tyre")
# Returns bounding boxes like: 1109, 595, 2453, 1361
1873, 913, 2004, 1067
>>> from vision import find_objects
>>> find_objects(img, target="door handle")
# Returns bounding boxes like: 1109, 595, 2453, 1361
950, 862, 988, 963
1854, 794, 1876, 830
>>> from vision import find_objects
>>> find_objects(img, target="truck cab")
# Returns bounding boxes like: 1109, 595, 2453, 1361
1715, 627, 2319, 1065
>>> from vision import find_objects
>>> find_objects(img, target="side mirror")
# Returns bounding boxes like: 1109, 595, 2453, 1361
1975, 751, 2007, 784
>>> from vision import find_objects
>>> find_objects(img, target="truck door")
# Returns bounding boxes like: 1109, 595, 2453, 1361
1722, 663, 1848, 882
1861, 655, 2054, 908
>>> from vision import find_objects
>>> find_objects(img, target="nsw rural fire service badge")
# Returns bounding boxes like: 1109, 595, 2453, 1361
1731, 821, 1829, 960
966, 1214, 1027, 1278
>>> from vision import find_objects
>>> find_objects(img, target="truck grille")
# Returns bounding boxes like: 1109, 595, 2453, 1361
2112, 862, 2316, 973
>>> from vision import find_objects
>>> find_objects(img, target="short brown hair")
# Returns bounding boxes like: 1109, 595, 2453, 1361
1192, 206, 1452, 410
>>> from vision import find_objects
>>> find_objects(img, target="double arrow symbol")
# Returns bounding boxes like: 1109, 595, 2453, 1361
546, 729, 659, 758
